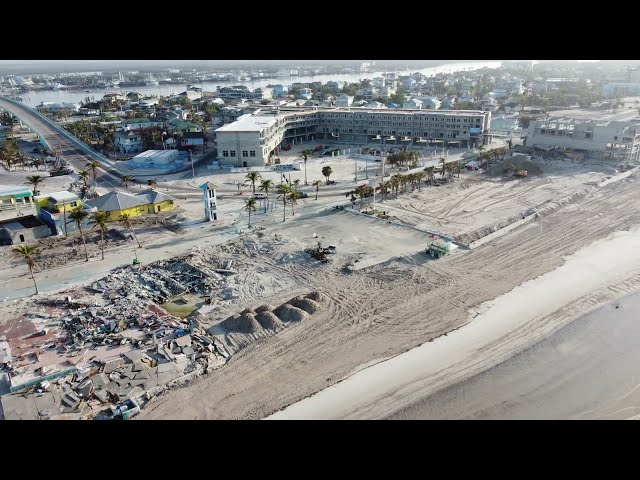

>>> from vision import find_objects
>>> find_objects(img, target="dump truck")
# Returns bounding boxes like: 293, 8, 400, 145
426, 239, 450, 259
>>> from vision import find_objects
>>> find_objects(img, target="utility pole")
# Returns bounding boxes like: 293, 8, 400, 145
189, 149, 194, 179
380, 155, 386, 203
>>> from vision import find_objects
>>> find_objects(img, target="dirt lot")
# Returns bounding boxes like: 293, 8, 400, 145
139, 169, 640, 420
378, 160, 616, 243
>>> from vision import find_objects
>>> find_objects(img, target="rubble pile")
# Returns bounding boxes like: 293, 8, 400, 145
1, 235, 293, 420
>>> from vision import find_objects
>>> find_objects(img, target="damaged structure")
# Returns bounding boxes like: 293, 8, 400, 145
527, 117, 640, 163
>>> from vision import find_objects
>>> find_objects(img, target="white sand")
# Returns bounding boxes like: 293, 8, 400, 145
268, 226, 640, 419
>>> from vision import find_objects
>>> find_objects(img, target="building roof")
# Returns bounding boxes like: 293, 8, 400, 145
183, 131, 205, 139
200, 181, 218, 191
45, 191, 79, 203
132, 150, 178, 160
121, 117, 161, 125
136, 190, 175, 204
0, 214, 45, 229
115, 131, 141, 139
0, 185, 33, 198
85, 191, 146, 212
215, 115, 277, 133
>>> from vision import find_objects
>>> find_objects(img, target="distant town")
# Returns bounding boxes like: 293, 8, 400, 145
2, 60, 640, 420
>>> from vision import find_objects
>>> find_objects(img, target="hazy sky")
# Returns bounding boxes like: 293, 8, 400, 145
0, 60, 479, 74
0, 59, 628, 75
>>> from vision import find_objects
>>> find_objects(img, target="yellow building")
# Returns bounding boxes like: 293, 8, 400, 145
85, 190, 176, 221
34, 191, 93, 236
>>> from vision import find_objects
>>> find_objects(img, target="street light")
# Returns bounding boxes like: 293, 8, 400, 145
189, 148, 194, 179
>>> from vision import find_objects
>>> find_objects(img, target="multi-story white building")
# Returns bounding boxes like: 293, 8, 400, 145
527, 118, 640, 163
215, 107, 492, 167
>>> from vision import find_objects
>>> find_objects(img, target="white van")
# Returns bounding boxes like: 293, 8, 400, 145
253, 192, 267, 199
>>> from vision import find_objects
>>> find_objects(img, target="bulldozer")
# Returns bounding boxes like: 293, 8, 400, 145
426, 240, 450, 259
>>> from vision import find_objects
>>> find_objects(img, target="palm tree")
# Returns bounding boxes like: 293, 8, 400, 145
322, 165, 333, 184
276, 183, 291, 222
414, 172, 425, 190
12, 244, 39, 295
86, 160, 100, 188
91, 211, 109, 261
289, 190, 301, 215
293, 179, 301, 191
424, 166, 435, 186
439, 158, 446, 177
78, 170, 90, 188
300, 148, 311, 185
120, 175, 134, 190
119, 213, 142, 249
246, 171, 261, 194
25, 175, 45, 196
259, 179, 274, 213
245, 198, 257, 227
68, 210, 90, 262
312, 179, 322, 200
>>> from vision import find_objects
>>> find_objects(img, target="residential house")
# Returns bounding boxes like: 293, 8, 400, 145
356, 87, 377, 101
0, 215, 51, 245
325, 81, 344, 92
270, 84, 289, 97
85, 190, 176, 221
336, 94, 354, 107
181, 132, 206, 150
120, 117, 163, 131
114, 130, 144, 154
365, 101, 387, 109
36, 102, 79, 115
440, 98, 456, 110
403, 98, 423, 109
167, 119, 203, 135
102, 93, 127, 104
126, 92, 143, 102
34, 191, 93, 236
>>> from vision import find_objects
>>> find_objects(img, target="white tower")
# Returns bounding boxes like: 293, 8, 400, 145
200, 181, 219, 221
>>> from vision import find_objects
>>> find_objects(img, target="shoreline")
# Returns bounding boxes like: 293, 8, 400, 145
267, 226, 640, 419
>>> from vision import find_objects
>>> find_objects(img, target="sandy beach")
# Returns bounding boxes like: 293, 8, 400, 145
269, 226, 640, 419
389, 288, 640, 420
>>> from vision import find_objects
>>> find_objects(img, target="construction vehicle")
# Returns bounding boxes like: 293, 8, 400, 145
426, 240, 450, 259
305, 242, 337, 263
514, 170, 528, 178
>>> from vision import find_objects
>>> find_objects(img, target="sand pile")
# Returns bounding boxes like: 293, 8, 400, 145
222, 312, 262, 334
255, 304, 275, 313
256, 311, 285, 331
213, 292, 324, 354
305, 291, 327, 303
288, 296, 322, 314
274, 304, 310, 323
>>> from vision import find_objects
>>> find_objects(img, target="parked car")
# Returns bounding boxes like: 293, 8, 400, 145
253, 192, 266, 199
300, 192, 309, 198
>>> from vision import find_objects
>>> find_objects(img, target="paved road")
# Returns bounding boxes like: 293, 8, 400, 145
0, 96, 122, 189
